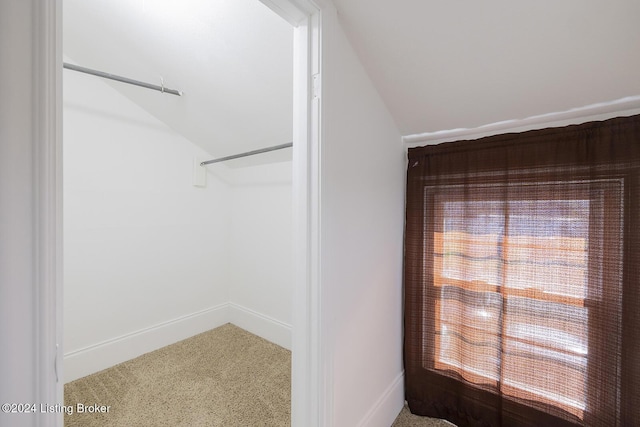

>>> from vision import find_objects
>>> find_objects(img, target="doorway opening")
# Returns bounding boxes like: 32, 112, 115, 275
55, 0, 321, 425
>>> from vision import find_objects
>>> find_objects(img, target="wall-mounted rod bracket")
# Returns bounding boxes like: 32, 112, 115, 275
201, 142, 293, 166
63, 62, 183, 96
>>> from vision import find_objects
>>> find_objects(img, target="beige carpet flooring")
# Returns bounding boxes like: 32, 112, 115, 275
64, 324, 291, 426
65, 323, 454, 426
391, 405, 457, 427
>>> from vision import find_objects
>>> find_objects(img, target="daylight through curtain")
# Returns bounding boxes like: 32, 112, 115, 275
403, 115, 640, 427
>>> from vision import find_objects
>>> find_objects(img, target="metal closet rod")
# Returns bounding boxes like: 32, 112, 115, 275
201, 142, 293, 166
63, 62, 183, 96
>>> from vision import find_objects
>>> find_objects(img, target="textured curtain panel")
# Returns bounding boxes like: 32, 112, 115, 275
403, 115, 640, 427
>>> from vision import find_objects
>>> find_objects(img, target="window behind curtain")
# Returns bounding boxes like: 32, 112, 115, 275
404, 115, 640, 427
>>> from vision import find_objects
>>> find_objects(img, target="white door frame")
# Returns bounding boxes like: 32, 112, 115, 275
29, 0, 326, 426
260, 1, 329, 425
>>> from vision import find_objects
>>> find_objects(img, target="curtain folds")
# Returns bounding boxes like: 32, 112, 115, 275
403, 114, 640, 427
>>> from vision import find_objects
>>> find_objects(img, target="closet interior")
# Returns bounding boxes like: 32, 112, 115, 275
62, 0, 294, 392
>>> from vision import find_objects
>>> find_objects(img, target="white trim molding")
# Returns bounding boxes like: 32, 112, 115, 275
64, 304, 230, 382
259, 0, 318, 26
356, 371, 405, 427
34, 2, 64, 423
403, 96, 640, 147
63, 302, 293, 383
228, 303, 292, 350
288, 2, 326, 427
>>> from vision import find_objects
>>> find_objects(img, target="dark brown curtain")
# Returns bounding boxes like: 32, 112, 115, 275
403, 115, 640, 427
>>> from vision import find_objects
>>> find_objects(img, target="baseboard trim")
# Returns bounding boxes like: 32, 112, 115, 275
228, 303, 292, 350
63, 303, 229, 383
64, 302, 292, 383
356, 371, 405, 427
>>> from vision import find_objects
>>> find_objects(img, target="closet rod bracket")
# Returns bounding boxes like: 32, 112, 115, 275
63, 62, 183, 96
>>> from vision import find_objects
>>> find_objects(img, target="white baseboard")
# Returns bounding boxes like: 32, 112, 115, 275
63, 302, 292, 383
63, 303, 229, 383
356, 371, 405, 427
228, 303, 292, 350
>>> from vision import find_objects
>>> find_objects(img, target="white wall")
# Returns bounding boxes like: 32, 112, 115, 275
318, 4, 406, 426
228, 161, 293, 349
0, 2, 39, 425
0, 2, 61, 426
63, 66, 232, 381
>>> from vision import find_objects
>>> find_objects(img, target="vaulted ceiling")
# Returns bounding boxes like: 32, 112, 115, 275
65, 0, 640, 156
332, 0, 640, 136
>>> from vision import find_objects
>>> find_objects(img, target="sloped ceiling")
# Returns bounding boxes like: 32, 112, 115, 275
65, 0, 640, 146
332, 0, 640, 136
64, 0, 293, 167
